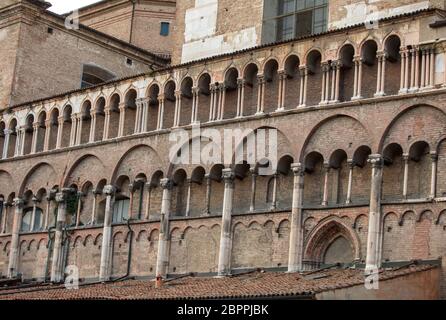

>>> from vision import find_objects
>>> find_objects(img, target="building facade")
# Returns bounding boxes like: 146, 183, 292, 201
1, 0, 446, 298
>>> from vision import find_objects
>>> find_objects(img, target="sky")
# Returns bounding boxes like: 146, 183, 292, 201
47, 0, 102, 14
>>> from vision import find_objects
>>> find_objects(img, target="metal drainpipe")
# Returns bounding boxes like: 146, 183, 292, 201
113, 218, 135, 282
43, 227, 55, 283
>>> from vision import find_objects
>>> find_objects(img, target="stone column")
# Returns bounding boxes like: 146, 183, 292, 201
99, 185, 116, 282
144, 183, 154, 220
402, 154, 409, 200
89, 110, 97, 143
7, 198, 24, 278
236, 79, 245, 117
141, 99, 149, 132
30, 196, 38, 232
56, 116, 64, 149
75, 114, 82, 146
15, 127, 24, 157
346, 160, 354, 205
249, 167, 257, 213
352, 56, 363, 100
379, 52, 387, 95
270, 173, 279, 211
365, 155, 384, 271
288, 163, 305, 272
50, 190, 69, 282
217, 169, 235, 277
31, 122, 39, 154
299, 66, 308, 107
428, 47, 435, 88
320, 62, 328, 104
218, 84, 226, 120
277, 70, 286, 111
155, 178, 173, 278
44, 192, 55, 230
103, 108, 111, 140
421, 48, 427, 88
191, 87, 200, 124
0, 198, 8, 234
173, 91, 182, 127
185, 179, 192, 217
75, 191, 84, 227
2, 129, 10, 159
134, 99, 143, 134
399, 48, 409, 94
127, 183, 135, 219
43, 120, 51, 151
256, 75, 265, 115
90, 188, 101, 225
322, 163, 330, 206
430, 152, 438, 199
414, 47, 421, 90
333, 60, 341, 103
69, 115, 77, 146
118, 103, 126, 137
375, 52, 384, 97
204, 174, 212, 215
157, 94, 165, 130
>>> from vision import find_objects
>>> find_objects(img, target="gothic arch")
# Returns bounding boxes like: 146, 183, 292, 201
304, 216, 360, 264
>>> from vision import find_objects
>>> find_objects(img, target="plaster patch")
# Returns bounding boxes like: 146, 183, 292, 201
330, 1, 430, 29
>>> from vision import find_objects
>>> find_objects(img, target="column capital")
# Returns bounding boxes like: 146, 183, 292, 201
13, 198, 24, 208
118, 102, 126, 111
402, 153, 410, 162
160, 178, 174, 190
128, 183, 136, 193
347, 159, 356, 169
222, 168, 235, 183
103, 185, 117, 196
249, 166, 258, 176
174, 90, 182, 99
257, 74, 266, 84
192, 86, 200, 95
158, 94, 166, 102
92, 188, 103, 195
3, 128, 12, 135
430, 151, 438, 162
291, 163, 304, 176
368, 154, 384, 168
237, 78, 245, 87
321, 62, 330, 72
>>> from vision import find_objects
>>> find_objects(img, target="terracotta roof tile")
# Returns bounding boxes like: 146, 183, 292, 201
0, 264, 437, 300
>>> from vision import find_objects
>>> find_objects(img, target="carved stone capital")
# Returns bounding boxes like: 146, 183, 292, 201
160, 178, 174, 190
103, 185, 117, 196
291, 163, 304, 176
368, 154, 384, 169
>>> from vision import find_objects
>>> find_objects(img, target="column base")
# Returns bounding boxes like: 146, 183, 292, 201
374, 92, 385, 98
275, 107, 285, 113
297, 104, 306, 108
255, 111, 265, 116
398, 89, 409, 95
408, 87, 419, 93
351, 95, 363, 101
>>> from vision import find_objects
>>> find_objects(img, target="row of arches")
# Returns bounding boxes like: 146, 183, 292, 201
2, 35, 438, 160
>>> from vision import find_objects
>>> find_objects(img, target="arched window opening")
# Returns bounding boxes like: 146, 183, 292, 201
233, 162, 251, 214
306, 51, 322, 106
23, 115, 34, 155
382, 143, 404, 201
408, 141, 431, 199
173, 169, 187, 217
7, 119, 17, 158
179, 77, 193, 126
94, 97, 106, 142
147, 85, 160, 132
163, 81, 176, 129
113, 176, 130, 223
223, 68, 239, 119
0, 122, 5, 157
328, 149, 348, 205
351, 146, 372, 203
360, 40, 378, 98
243, 64, 259, 116
189, 167, 206, 217
80, 101, 92, 144
81, 64, 116, 88
283, 55, 301, 109
384, 35, 402, 96
276, 155, 294, 209
48, 109, 59, 150
147, 171, 164, 219
133, 175, 147, 220
339, 45, 355, 102
304, 152, 324, 205
61, 106, 73, 148
323, 236, 354, 265
263, 60, 279, 114
209, 165, 224, 215
123, 90, 137, 136
36, 112, 46, 153
197, 74, 211, 123
108, 94, 120, 139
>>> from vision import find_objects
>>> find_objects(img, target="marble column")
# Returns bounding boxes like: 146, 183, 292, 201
365, 155, 384, 271
99, 185, 116, 282
50, 190, 70, 282
7, 198, 24, 278
288, 163, 305, 272
155, 178, 173, 278
217, 169, 235, 276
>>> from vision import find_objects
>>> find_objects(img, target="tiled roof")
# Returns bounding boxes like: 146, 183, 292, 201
0, 264, 437, 300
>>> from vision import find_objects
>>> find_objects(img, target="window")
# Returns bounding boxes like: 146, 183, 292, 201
21, 208, 43, 232
81, 64, 116, 89
262, 0, 328, 43
113, 198, 130, 223
160, 22, 170, 36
